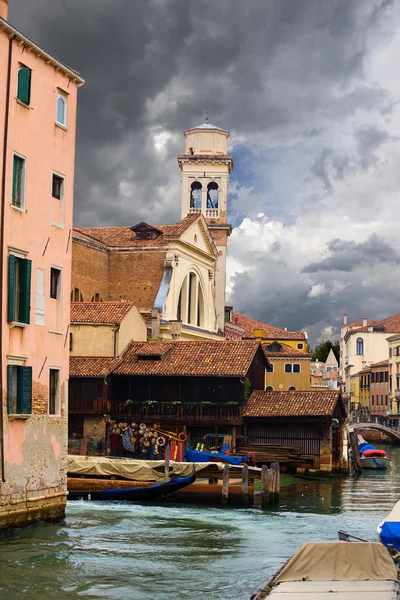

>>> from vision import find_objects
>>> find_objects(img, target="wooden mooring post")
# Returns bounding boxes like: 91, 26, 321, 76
261, 462, 280, 508
164, 443, 171, 481
241, 463, 249, 506
222, 464, 229, 504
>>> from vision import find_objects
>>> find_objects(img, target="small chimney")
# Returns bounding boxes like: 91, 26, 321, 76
253, 328, 264, 341
169, 319, 182, 340
151, 309, 161, 339
362, 316, 367, 327
0, 0, 8, 20
284, 327, 287, 331
343, 313, 348, 325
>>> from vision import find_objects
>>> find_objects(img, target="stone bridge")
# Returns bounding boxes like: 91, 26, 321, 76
352, 422, 400, 444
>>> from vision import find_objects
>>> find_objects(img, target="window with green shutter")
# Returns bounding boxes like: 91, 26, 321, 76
12, 154, 25, 209
8, 254, 31, 324
17, 66, 31, 105
7, 365, 32, 414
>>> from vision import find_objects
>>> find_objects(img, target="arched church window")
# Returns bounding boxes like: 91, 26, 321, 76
71, 288, 83, 302
190, 182, 202, 210
176, 271, 205, 328
91, 293, 102, 302
207, 182, 218, 209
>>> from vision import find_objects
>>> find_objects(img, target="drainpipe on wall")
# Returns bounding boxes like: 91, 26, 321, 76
0, 31, 15, 482
113, 325, 120, 358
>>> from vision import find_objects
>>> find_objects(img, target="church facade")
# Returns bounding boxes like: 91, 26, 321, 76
71, 121, 233, 340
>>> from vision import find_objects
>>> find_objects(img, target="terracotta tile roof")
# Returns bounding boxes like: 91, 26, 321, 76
137, 342, 173, 357
346, 313, 400, 335
359, 366, 372, 374
70, 356, 123, 377
71, 301, 135, 324
263, 342, 310, 359
387, 334, 400, 342
243, 390, 343, 418
114, 340, 262, 376
370, 359, 389, 368
231, 312, 306, 341
73, 214, 200, 248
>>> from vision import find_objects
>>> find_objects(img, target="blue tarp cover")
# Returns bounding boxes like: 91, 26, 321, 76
379, 521, 400, 551
185, 449, 247, 465
359, 444, 377, 454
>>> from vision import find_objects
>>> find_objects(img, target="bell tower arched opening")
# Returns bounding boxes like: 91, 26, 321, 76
190, 181, 202, 212
207, 182, 219, 216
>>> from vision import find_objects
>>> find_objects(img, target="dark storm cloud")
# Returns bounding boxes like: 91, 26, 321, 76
9, 0, 393, 227
303, 234, 400, 273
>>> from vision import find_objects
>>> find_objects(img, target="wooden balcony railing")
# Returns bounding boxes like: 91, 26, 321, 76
69, 397, 111, 414
112, 401, 243, 424
69, 399, 243, 423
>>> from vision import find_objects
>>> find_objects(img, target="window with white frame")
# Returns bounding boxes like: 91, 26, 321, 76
266, 362, 274, 373
265, 386, 274, 391
56, 93, 67, 127
49, 368, 60, 415
356, 337, 364, 355
284, 364, 292, 373
12, 154, 26, 210
293, 363, 301, 373
288, 386, 296, 391
50, 267, 61, 299
52, 173, 64, 200
297, 343, 304, 350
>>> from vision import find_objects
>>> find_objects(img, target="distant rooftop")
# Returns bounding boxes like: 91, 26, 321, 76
186, 121, 228, 133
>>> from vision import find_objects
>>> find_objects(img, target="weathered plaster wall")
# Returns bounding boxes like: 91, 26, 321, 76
0, 29, 80, 529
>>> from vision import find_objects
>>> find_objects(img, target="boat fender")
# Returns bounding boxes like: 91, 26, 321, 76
157, 436, 166, 447
178, 432, 188, 443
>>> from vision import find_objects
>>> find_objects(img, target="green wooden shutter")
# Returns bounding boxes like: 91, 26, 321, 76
19, 258, 32, 324
7, 365, 13, 414
12, 156, 23, 207
17, 67, 31, 105
8, 254, 16, 322
20, 366, 32, 414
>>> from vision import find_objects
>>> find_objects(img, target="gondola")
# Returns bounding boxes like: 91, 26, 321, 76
68, 468, 196, 501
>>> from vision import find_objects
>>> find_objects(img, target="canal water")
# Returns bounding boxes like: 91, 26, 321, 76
1, 446, 400, 600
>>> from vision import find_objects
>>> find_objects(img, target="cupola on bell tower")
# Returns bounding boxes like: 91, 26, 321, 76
178, 119, 234, 331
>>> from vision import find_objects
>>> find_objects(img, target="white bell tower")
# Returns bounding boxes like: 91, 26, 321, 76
178, 119, 233, 331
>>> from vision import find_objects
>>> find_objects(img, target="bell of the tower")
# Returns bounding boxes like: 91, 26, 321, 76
177, 121, 234, 331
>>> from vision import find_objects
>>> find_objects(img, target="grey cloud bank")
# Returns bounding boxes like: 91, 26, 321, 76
9, 0, 400, 342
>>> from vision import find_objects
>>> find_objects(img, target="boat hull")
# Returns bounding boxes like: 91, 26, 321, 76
68, 470, 196, 501
360, 456, 390, 469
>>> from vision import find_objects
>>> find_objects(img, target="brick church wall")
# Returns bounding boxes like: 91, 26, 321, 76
71, 241, 110, 302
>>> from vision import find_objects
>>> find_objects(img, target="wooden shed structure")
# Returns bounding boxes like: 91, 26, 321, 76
243, 390, 348, 472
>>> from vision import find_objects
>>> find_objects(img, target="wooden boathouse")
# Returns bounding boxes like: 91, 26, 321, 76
242, 390, 348, 472
68, 340, 267, 455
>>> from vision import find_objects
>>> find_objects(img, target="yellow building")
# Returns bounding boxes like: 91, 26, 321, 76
359, 366, 371, 412
350, 372, 360, 412
70, 301, 147, 357
263, 342, 311, 391
387, 334, 400, 415
229, 311, 308, 352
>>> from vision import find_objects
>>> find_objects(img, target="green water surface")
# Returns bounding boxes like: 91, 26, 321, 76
1, 445, 400, 600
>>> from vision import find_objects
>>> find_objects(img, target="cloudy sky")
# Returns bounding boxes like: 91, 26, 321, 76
9, 0, 400, 343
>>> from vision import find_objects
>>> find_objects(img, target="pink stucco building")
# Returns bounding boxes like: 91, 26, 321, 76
0, 0, 84, 529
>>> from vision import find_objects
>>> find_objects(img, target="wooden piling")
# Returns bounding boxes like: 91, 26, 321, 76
269, 462, 280, 505
261, 464, 269, 509
221, 464, 229, 504
241, 464, 249, 506
261, 463, 280, 508
164, 444, 171, 481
